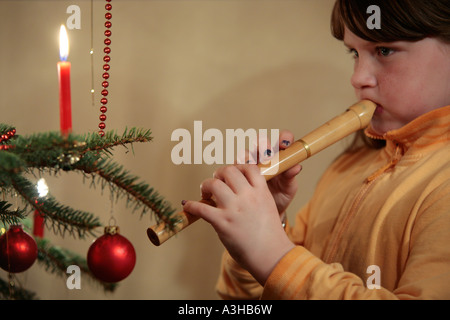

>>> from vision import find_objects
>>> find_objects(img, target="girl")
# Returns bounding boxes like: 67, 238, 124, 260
182, 0, 450, 299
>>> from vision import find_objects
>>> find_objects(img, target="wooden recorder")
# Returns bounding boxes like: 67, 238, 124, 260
147, 100, 376, 246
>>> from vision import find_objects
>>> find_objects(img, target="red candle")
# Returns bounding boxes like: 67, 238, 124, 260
33, 210, 44, 238
57, 25, 72, 136
33, 178, 48, 238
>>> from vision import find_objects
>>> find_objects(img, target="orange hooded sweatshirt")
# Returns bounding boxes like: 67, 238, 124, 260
216, 105, 450, 300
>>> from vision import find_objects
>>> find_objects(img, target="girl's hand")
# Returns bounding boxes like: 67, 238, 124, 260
182, 130, 300, 284
182, 164, 295, 285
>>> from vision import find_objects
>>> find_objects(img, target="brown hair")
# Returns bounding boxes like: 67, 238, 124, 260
331, 0, 450, 43
330, 0, 450, 150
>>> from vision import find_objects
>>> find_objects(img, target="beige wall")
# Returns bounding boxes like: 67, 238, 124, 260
0, 0, 356, 299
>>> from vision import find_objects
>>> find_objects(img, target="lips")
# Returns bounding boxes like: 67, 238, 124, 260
359, 96, 382, 114
375, 104, 383, 114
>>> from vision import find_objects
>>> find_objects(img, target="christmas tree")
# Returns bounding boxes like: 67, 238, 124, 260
0, 124, 176, 299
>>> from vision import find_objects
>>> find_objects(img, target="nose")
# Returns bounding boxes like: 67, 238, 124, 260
351, 58, 377, 90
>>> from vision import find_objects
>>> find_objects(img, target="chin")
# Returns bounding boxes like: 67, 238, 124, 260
370, 120, 390, 136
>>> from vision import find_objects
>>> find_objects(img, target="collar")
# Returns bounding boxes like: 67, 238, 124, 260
363, 105, 450, 182
365, 105, 450, 155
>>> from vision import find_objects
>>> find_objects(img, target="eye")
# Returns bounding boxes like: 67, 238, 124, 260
347, 48, 359, 59
377, 47, 394, 57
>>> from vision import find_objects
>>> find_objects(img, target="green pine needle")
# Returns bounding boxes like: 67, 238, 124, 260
0, 201, 26, 226
10, 175, 101, 239
0, 125, 176, 236
0, 277, 37, 300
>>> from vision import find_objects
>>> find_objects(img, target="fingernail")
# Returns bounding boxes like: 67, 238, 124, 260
264, 149, 272, 157
181, 200, 187, 206
282, 140, 290, 147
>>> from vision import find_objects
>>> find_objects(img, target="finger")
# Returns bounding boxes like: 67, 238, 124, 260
256, 133, 274, 164
200, 177, 235, 207
234, 164, 266, 188
235, 149, 257, 165
280, 164, 302, 180
279, 130, 294, 150
182, 199, 221, 226
213, 165, 251, 194
270, 164, 302, 187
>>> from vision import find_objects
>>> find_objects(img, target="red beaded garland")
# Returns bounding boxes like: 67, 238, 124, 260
99, 0, 112, 136
0, 128, 16, 147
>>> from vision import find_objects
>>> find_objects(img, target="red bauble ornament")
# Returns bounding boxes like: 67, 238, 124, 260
87, 226, 136, 283
0, 225, 38, 273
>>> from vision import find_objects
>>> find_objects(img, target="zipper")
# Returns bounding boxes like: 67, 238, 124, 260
323, 143, 403, 263
323, 178, 377, 263
367, 143, 402, 182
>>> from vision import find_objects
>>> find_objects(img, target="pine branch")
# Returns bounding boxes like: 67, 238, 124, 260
0, 125, 179, 296
7, 128, 153, 171
10, 175, 101, 239
36, 238, 116, 292
0, 277, 37, 300
0, 151, 26, 180
7, 131, 85, 172
0, 125, 171, 297
0, 126, 176, 235
75, 155, 176, 225
0, 124, 15, 136
0, 201, 26, 226
0, 124, 16, 148
81, 127, 153, 156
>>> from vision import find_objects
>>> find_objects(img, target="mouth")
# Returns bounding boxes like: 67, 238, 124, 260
375, 104, 383, 114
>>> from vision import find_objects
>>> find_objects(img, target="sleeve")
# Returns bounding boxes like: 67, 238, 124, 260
215, 250, 263, 300
215, 205, 311, 300
261, 246, 399, 299
261, 179, 450, 300
392, 179, 450, 299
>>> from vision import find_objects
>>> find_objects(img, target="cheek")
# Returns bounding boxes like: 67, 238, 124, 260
379, 65, 425, 107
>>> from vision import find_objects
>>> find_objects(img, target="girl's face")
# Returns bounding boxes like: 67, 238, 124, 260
344, 27, 450, 135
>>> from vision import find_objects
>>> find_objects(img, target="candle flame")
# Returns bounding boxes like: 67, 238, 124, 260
59, 25, 69, 61
37, 178, 49, 197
